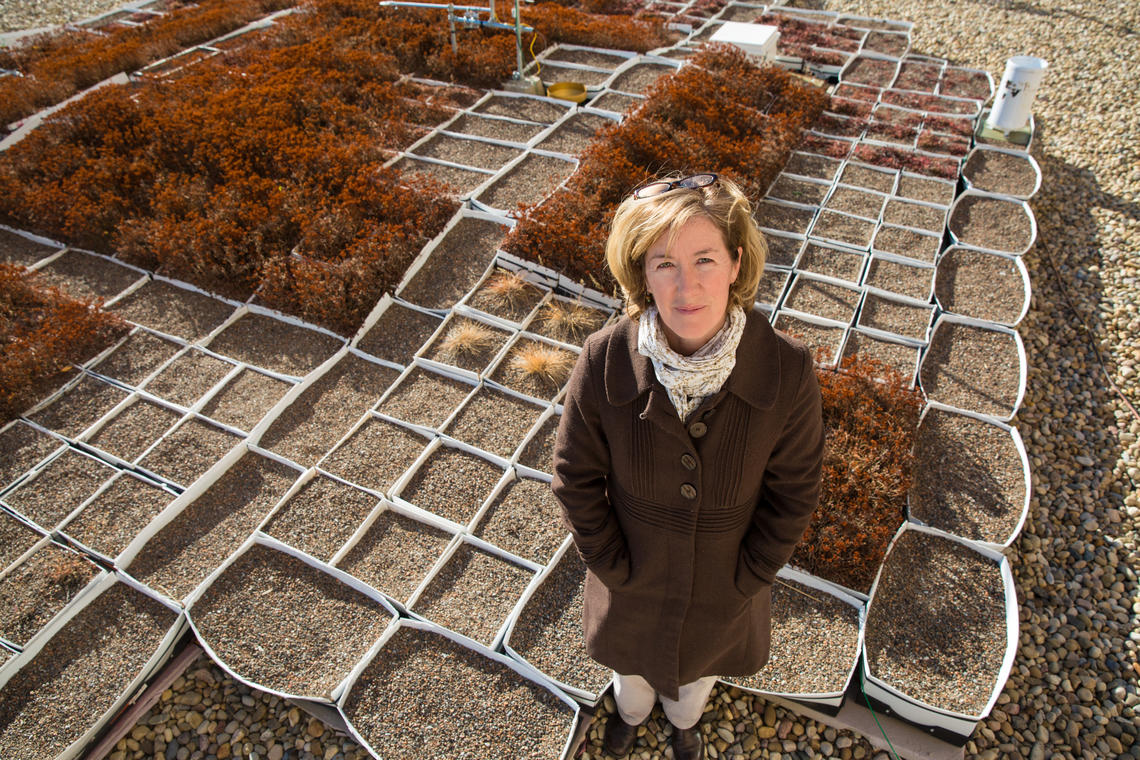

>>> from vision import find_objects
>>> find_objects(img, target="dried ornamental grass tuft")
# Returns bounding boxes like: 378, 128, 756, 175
531, 300, 609, 346
498, 340, 575, 399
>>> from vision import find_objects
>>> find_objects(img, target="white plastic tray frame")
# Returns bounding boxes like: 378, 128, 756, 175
312, 406, 433, 498
439, 378, 551, 462
74, 389, 190, 468
55, 468, 180, 568
469, 88, 575, 126
918, 313, 1028, 424
906, 403, 1031, 552
771, 309, 849, 369
393, 206, 515, 309
723, 565, 866, 709
78, 325, 183, 395
862, 250, 936, 302
368, 358, 480, 439
389, 435, 512, 534
500, 535, 609, 703
383, 151, 498, 201
882, 194, 951, 238
821, 182, 890, 226
860, 522, 1019, 741
469, 148, 580, 218
494, 248, 620, 312
349, 292, 444, 356
806, 207, 878, 251
856, 28, 910, 59
869, 223, 942, 267
756, 266, 792, 313
456, 256, 554, 329
337, 617, 582, 760
758, 197, 820, 238
186, 363, 289, 438
18, 366, 134, 441
116, 440, 303, 605
961, 144, 1042, 201
839, 51, 902, 91
0, 443, 120, 534
134, 344, 243, 416
100, 274, 241, 346
884, 88, 983, 120
27, 246, 149, 298
532, 105, 622, 152
0, 418, 68, 499
854, 286, 936, 346
836, 327, 923, 389
811, 112, 865, 141
933, 244, 1031, 328
536, 43, 637, 71
435, 107, 548, 150
936, 63, 994, 101
524, 57, 613, 91
796, 238, 870, 286
894, 167, 957, 207
836, 159, 900, 195
465, 464, 561, 561
518, 289, 618, 350
781, 270, 864, 328
0, 571, 185, 760
889, 53, 945, 92
182, 532, 397, 704
0, 223, 67, 253
484, 329, 581, 407
403, 528, 543, 651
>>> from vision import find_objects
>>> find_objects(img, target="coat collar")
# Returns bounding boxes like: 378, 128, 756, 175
604, 307, 782, 410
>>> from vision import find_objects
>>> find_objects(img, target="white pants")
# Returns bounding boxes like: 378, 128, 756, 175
613, 673, 718, 730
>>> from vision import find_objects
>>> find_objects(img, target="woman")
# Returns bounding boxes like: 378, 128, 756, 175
551, 173, 823, 760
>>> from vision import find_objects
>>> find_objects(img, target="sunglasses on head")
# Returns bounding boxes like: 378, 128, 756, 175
630, 173, 718, 200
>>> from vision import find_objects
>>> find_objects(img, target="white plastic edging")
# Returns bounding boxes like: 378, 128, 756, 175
862, 251, 936, 303
0, 444, 119, 534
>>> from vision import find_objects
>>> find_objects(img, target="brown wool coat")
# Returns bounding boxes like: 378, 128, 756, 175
551, 309, 823, 700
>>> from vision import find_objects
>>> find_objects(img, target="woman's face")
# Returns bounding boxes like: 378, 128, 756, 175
644, 215, 741, 356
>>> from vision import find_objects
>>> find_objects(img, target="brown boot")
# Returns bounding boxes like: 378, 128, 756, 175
670, 722, 703, 760
602, 714, 639, 758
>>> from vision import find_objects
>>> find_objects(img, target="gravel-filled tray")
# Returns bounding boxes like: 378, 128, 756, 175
545, 47, 628, 69
259, 354, 398, 467
948, 194, 1034, 255
527, 298, 610, 347
767, 175, 832, 206
111, 280, 235, 340
506, 547, 609, 697
797, 243, 867, 283
3, 448, 116, 529
838, 163, 897, 193
0, 581, 178, 760
336, 508, 452, 604
375, 366, 472, 430
355, 302, 442, 365
391, 156, 491, 196
824, 186, 887, 220
783, 276, 862, 324
919, 321, 1022, 417
190, 542, 393, 699
962, 149, 1039, 198
342, 623, 576, 758
864, 529, 1008, 716
199, 368, 293, 432
729, 575, 860, 696
398, 445, 504, 526
126, 452, 297, 600
473, 477, 565, 564
263, 475, 379, 562
207, 312, 342, 378
610, 62, 676, 93
810, 210, 877, 249
757, 269, 790, 307
467, 268, 548, 323
413, 134, 524, 171
488, 337, 576, 401
0, 512, 44, 572
896, 173, 956, 206
765, 234, 805, 269
26, 374, 129, 438
0, 420, 62, 491
444, 388, 544, 459
0, 542, 100, 646
320, 416, 426, 495
840, 331, 920, 382
772, 314, 845, 365
872, 224, 941, 263
399, 216, 510, 310
141, 348, 235, 408
0, 228, 60, 267
423, 316, 513, 375
136, 416, 242, 488
934, 247, 1027, 325
410, 542, 534, 645
444, 114, 547, 144
60, 473, 175, 560
910, 409, 1027, 545
535, 112, 615, 155
518, 414, 558, 474
540, 63, 612, 86
34, 250, 141, 301
475, 154, 576, 213
85, 399, 181, 462
588, 90, 643, 114
857, 293, 933, 341
757, 200, 816, 235
473, 94, 569, 123
882, 198, 947, 234
784, 152, 842, 182
863, 256, 933, 301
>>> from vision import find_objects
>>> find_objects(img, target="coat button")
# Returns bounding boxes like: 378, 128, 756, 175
680, 483, 697, 500
680, 453, 697, 471
689, 421, 708, 438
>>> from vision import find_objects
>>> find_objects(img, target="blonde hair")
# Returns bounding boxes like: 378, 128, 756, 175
605, 174, 767, 320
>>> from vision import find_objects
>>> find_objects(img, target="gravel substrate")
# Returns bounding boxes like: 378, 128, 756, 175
445, 113, 547, 144
948, 194, 1035, 254
824, 186, 887, 220
136, 416, 242, 488
864, 529, 1008, 716
410, 542, 534, 645
863, 256, 933, 301
895, 174, 956, 206
811, 210, 877, 249
963, 149, 1040, 197
610, 62, 674, 93
258, 355, 397, 467
443, 387, 543, 458
857, 292, 933, 340
412, 133, 523, 171
545, 48, 627, 68
730, 577, 861, 696
199, 368, 292, 433
473, 94, 568, 123
0, 511, 44, 571
768, 175, 832, 206
35, 250, 141, 301
390, 157, 490, 196
0, 581, 176, 760
375, 367, 472, 429
0, 420, 62, 489
110, 280, 235, 341
473, 476, 566, 564
207, 314, 341, 378
190, 543, 393, 699
27, 374, 129, 438
910, 408, 1027, 544
60, 473, 174, 559
588, 90, 643, 114
783, 276, 861, 323
355, 302, 442, 364
127, 452, 297, 600
141, 348, 235, 408
785, 152, 842, 182
336, 508, 452, 604
0, 542, 99, 646
882, 198, 947, 233
772, 314, 845, 365
3, 448, 115, 529
757, 200, 816, 235
839, 163, 897, 193
841, 331, 920, 381
344, 624, 575, 757
541, 62, 611, 86
517, 414, 558, 473
398, 216, 509, 310
86, 399, 181, 461
871, 225, 941, 263
920, 321, 1022, 417
935, 247, 1026, 324
475, 154, 576, 212
398, 445, 504, 526
262, 475, 379, 562
507, 547, 611, 695
535, 112, 616, 155
0, 229, 60, 266
319, 416, 426, 495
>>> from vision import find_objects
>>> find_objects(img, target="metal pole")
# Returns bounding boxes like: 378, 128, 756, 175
514, 0, 523, 77
448, 0, 457, 55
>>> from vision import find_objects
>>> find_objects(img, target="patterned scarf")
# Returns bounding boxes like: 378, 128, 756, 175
637, 305, 746, 422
